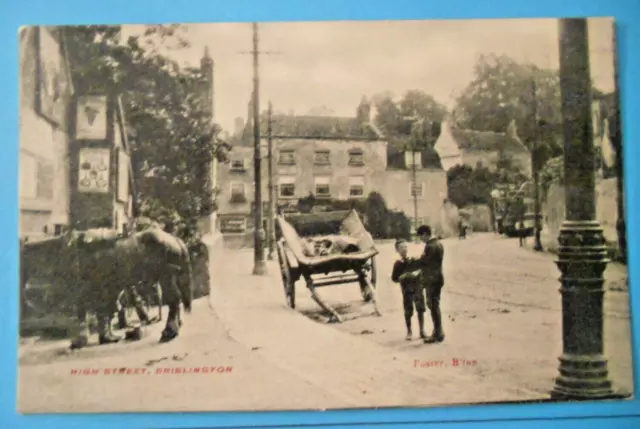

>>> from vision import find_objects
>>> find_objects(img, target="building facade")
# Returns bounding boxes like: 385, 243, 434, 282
20, 26, 74, 240
216, 99, 450, 243
20, 26, 136, 241
434, 120, 532, 176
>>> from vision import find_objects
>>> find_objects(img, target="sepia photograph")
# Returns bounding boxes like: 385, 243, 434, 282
17, 17, 633, 413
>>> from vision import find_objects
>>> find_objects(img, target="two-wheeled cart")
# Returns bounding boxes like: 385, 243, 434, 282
275, 209, 380, 323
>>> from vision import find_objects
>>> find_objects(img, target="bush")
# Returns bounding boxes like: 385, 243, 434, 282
290, 192, 410, 240
387, 211, 412, 239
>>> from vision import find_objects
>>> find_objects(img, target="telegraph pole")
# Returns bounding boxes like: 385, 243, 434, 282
530, 70, 544, 251
551, 18, 623, 400
403, 112, 421, 236
267, 101, 275, 261
251, 22, 267, 276
239, 24, 281, 275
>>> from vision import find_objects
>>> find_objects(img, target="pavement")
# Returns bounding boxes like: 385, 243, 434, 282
17, 233, 634, 413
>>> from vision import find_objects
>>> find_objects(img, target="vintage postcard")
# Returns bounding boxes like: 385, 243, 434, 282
18, 17, 633, 413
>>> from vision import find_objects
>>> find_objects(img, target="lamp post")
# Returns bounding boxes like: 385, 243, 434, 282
611, 23, 626, 263
550, 18, 621, 400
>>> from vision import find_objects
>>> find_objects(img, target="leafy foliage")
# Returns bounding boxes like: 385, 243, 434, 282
295, 192, 411, 239
62, 25, 229, 245
453, 54, 563, 170
539, 155, 564, 200
371, 90, 448, 148
447, 152, 528, 208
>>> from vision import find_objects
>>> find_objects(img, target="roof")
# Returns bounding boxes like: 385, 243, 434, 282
386, 136, 443, 170
265, 114, 382, 140
240, 113, 383, 146
449, 128, 529, 154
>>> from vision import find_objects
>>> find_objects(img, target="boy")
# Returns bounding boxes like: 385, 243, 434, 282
391, 238, 427, 341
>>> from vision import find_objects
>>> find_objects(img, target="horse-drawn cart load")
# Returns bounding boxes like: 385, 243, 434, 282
275, 209, 381, 323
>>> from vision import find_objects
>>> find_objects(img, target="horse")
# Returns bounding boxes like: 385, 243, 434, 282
65, 226, 194, 348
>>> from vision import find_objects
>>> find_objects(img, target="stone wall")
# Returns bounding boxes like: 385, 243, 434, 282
460, 204, 493, 232
382, 168, 448, 233
541, 178, 621, 252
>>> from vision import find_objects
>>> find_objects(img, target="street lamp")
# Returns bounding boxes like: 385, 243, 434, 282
551, 18, 623, 400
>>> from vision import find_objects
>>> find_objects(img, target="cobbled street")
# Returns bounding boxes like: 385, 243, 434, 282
18, 233, 633, 412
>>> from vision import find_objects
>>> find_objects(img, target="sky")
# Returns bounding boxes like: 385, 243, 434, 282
121, 18, 616, 134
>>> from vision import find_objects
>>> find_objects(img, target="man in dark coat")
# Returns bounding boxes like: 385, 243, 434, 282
414, 225, 446, 343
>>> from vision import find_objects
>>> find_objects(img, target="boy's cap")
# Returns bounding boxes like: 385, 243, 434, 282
417, 225, 432, 236
395, 238, 407, 247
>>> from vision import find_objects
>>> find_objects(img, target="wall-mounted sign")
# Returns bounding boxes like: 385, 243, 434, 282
117, 149, 130, 203
220, 217, 247, 234
76, 96, 108, 140
78, 148, 110, 193
36, 27, 69, 126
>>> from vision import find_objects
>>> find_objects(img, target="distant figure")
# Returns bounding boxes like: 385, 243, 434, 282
518, 220, 526, 247
458, 220, 467, 240
391, 238, 426, 341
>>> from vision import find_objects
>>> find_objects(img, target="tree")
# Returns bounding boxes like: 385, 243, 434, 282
446, 159, 525, 209
454, 54, 563, 169
371, 90, 448, 146
62, 25, 230, 245
363, 192, 390, 238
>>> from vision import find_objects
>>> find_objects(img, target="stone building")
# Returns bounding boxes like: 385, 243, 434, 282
19, 26, 137, 241
19, 26, 74, 240
383, 136, 448, 231
434, 119, 532, 176
216, 98, 450, 244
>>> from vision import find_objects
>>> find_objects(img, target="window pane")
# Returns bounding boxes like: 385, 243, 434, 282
316, 184, 331, 196
231, 183, 245, 195
348, 150, 364, 166
279, 150, 295, 165
314, 150, 331, 165
349, 186, 364, 197
280, 184, 295, 197
405, 151, 422, 167
231, 159, 245, 169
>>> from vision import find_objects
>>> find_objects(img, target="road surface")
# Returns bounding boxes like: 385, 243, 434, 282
17, 233, 633, 413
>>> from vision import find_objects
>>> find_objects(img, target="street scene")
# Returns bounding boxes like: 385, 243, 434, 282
18, 17, 633, 413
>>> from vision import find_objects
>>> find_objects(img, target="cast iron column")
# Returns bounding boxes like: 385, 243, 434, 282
551, 18, 618, 400
611, 23, 626, 263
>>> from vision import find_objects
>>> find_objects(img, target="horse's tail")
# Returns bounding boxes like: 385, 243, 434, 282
177, 240, 194, 313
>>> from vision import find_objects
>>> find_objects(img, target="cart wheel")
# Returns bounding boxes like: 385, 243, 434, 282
277, 243, 296, 309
